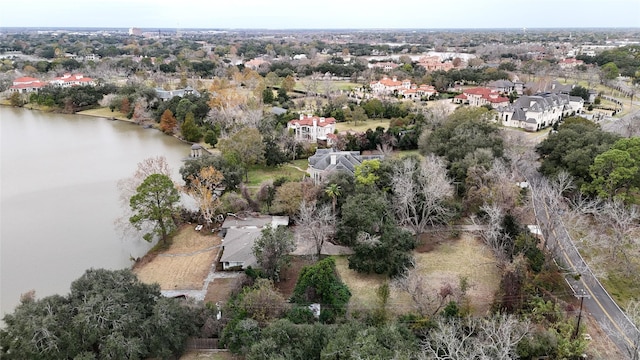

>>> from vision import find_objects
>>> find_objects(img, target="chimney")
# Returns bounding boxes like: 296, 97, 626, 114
300, 114, 304, 120
330, 155, 337, 164
320, 117, 325, 123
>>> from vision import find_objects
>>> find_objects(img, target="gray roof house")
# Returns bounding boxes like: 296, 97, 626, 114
307, 149, 384, 184
497, 93, 583, 132
219, 215, 289, 271
487, 80, 515, 94
219, 228, 262, 270
155, 86, 201, 101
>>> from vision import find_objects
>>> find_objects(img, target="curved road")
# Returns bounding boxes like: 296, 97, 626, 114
532, 190, 640, 358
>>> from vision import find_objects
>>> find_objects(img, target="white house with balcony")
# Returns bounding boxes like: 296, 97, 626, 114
49, 73, 96, 88
496, 93, 583, 131
287, 114, 336, 143
9, 77, 46, 93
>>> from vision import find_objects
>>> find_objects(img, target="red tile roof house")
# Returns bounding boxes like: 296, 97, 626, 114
49, 74, 96, 88
401, 84, 439, 100
287, 114, 337, 144
417, 56, 455, 72
9, 77, 46, 93
558, 58, 584, 69
453, 87, 509, 108
369, 76, 412, 95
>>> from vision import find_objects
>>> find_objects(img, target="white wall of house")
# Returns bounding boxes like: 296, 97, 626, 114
222, 261, 244, 270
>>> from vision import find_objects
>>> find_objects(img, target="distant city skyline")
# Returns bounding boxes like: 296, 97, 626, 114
1, 0, 639, 29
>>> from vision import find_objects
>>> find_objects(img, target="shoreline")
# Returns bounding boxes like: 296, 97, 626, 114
1, 103, 214, 154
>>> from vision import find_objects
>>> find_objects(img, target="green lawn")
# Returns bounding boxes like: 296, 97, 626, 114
245, 163, 308, 187
335, 119, 391, 133
293, 79, 360, 93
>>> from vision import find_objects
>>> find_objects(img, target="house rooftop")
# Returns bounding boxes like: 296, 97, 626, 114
219, 228, 262, 268
220, 215, 289, 229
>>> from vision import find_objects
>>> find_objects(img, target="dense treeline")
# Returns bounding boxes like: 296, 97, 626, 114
577, 45, 640, 80
0, 269, 209, 359
28, 83, 117, 112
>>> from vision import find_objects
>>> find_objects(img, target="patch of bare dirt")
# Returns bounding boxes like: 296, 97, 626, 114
275, 256, 316, 299
415, 230, 452, 253
204, 277, 242, 305
133, 225, 222, 290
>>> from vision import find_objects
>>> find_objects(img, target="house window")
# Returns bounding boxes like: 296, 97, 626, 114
505, 115, 509, 122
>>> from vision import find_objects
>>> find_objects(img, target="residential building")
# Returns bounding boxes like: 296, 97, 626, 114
155, 86, 201, 101
219, 215, 289, 270
497, 93, 583, 131
307, 149, 384, 184
453, 87, 509, 108
369, 76, 412, 95
84, 54, 100, 61
244, 58, 270, 70
368, 62, 399, 72
287, 114, 337, 143
49, 73, 96, 88
559, 58, 585, 69
417, 56, 455, 72
9, 76, 46, 93
401, 84, 438, 100
487, 80, 516, 94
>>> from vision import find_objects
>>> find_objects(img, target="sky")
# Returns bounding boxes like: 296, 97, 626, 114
1, 0, 639, 29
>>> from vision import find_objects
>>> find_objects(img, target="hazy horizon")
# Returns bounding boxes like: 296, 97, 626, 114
1, 0, 638, 30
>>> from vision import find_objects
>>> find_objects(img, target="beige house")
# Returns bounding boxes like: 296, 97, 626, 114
287, 114, 336, 143
9, 77, 46, 93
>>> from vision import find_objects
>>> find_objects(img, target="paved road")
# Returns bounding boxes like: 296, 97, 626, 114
531, 189, 640, 358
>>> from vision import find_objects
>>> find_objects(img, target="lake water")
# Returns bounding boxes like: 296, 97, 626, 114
0, 106, 191, 318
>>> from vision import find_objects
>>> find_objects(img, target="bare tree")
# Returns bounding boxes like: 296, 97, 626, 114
424, 101, 453, 128
474, 314, 531, 360
296, 200, 336, 258
420, 314, 530, 360
476, 202, 508, 262
420, 317, 478, 359
184, 166, 225, 226
393, 267, 456, 316
623, 300, 640, 360
594, 200, 640, 274
392, 156, 455, 234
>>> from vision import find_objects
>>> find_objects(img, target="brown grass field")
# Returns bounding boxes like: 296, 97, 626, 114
133, 226, 221, 290
204, 278, 239, 305
180, 351, 236, 360
335, 233, 501, 316
77, 107, 131, 121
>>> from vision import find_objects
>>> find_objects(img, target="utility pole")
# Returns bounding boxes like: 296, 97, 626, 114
574, 289, 590, 339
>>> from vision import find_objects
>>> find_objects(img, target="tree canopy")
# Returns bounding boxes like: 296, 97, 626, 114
583, 137, 640, 202
536, 117, 619, 188
421, 106, 504, 185
129, 173, 180, 243
252, 226, 296, 282
217, 127, 265, 181
0, 269, 197, 360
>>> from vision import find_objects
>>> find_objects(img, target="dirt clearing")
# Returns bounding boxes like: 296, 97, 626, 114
134, 226, 222, 290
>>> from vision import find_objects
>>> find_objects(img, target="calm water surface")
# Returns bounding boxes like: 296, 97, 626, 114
0, 106, 190, 318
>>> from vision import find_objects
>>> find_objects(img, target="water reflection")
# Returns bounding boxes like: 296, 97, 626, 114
0, 107, 190, 317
